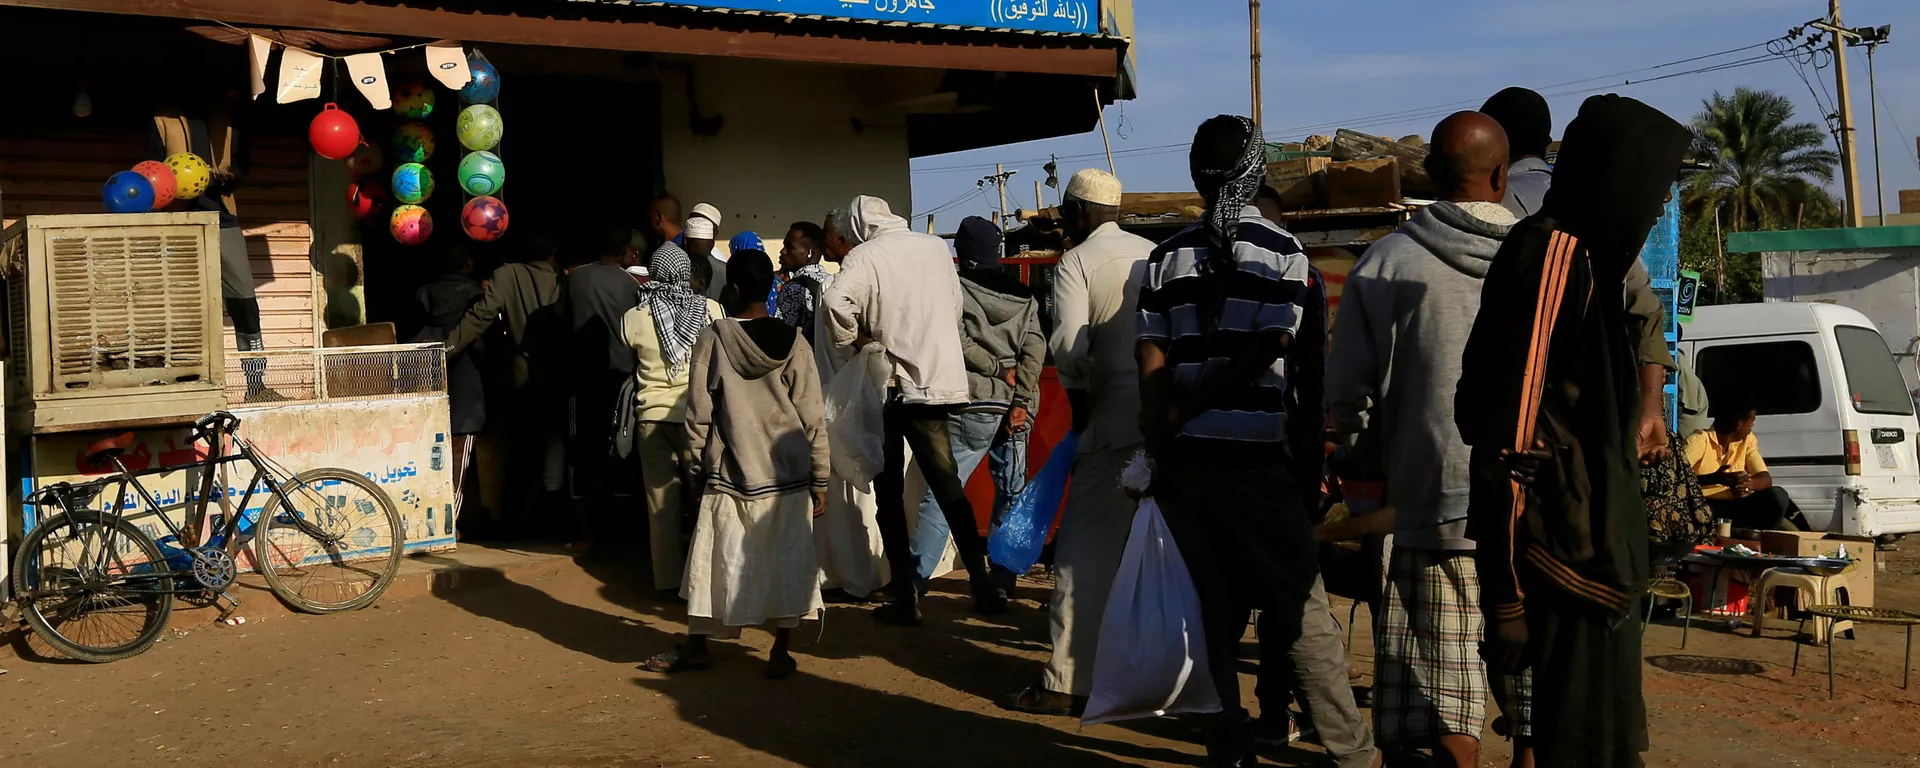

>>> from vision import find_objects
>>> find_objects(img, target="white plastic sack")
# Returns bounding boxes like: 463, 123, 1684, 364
1081, 479, 1221, 725
815, 476, 888, 598
824, 343, 890, 487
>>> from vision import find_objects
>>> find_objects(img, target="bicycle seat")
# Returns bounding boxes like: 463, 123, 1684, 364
84, 433, 137, 465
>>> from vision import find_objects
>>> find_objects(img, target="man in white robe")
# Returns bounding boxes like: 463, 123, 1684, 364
1006, 170, 1158, 714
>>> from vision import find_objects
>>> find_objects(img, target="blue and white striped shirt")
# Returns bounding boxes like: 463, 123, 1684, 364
1137, 207, 1315, 463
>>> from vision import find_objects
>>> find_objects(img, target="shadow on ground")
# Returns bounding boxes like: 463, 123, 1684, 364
1646, 654, 1769, 676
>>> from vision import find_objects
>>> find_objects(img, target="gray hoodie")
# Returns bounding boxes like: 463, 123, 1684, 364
686, 318, 831, 500
1326, 201, 1515, 550
957, 271, 1044, 412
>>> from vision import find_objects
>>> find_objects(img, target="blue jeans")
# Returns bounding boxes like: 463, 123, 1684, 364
910, 407, 1030, 583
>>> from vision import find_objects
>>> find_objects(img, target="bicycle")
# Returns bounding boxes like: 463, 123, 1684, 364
9, 411, 405, 662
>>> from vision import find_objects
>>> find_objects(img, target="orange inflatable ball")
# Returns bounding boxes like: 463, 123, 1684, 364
390, 204, 433, 245
132, 160, 177, 208
309, 103, 361, 160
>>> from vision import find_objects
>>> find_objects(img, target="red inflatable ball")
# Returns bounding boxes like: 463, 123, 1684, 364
346, 179, 389, 220
131, 160, 178, 208
309, 103, 361, 161
345, 144, 383, 178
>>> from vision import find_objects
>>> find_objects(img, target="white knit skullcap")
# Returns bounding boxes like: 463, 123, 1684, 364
690, 202, 722, 226
1064, 169, 1123, 207
684, 216, 716, 240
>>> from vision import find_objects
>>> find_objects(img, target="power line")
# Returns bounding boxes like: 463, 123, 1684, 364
913, 35, 1794, 178
912, 186, 983, 219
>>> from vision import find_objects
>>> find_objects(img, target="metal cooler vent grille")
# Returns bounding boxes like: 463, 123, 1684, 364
46, 227, 210, 390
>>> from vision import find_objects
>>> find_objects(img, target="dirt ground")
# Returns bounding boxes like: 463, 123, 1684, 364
2, 544, 1919, 768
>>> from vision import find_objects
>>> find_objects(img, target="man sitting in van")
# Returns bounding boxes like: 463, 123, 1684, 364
1686, 399, 1803, 530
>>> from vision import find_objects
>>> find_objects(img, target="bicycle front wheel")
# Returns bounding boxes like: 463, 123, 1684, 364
12, 513, 174, 662
254, 468, 405, 613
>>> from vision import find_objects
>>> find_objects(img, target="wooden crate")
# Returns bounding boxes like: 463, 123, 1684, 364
2, 212, 227, 433
1327, 158, 1403, 209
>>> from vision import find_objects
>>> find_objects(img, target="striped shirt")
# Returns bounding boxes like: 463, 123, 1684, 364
1138, 207, 1314, 464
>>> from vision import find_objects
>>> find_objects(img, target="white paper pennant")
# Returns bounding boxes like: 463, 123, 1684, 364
247, 35, 272, 100
275, 46, 324, 104
424, 41, 470, 90
345, 52, 392, 111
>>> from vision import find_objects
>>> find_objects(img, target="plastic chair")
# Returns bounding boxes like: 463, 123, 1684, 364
1750, 565, 1858, 645
1645, 577, 1693, 648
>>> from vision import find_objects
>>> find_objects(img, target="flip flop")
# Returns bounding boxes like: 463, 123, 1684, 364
641, 648, 713, 674
1004, 685, 1075, 716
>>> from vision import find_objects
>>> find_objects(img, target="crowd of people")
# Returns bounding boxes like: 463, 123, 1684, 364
432, 86, 1705, 768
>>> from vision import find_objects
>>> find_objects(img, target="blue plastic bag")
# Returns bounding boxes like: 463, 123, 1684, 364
987, 431, 1079, 574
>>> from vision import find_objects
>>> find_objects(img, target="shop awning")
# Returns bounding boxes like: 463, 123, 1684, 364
0, 0, 1131, 80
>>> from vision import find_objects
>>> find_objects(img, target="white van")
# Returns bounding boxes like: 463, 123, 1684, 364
1684, 302, 1920, 538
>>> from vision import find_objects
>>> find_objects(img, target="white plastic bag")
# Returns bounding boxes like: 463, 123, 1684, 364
1082, 455, 1221, 726
824, 343, 890, 486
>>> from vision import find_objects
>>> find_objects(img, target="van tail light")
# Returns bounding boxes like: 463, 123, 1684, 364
1844, 430, 1862, 476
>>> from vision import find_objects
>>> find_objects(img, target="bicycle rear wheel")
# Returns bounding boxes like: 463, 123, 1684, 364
254, 468, 405, 613
12, 513, 174, 662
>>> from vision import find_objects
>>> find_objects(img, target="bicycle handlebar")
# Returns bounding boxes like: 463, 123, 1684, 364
192, 411, 242, 443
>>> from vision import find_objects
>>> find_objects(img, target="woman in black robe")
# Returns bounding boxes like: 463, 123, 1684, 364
1456, 94, 1691, 767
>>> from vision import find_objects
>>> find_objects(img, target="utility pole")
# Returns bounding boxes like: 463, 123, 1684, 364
1869, 41, 1885, 227
1829, 0, 1865, 227
1814, 9, 1893, 227
996, 163, 1008, 229
1249, 0, 1263, 127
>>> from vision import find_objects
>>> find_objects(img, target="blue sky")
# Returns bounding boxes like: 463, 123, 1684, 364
908, 0, 1920, 229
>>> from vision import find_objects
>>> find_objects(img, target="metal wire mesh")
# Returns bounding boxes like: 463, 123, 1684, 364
224, 344, 446, 405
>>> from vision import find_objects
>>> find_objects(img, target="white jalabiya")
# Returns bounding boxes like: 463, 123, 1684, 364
681, 490, 824, 635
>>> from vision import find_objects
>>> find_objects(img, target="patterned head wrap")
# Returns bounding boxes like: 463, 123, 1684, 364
1190, 115, 1267, 250
638, 243, 710, 378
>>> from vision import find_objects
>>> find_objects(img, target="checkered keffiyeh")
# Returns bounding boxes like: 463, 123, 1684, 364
1192, 115, 1268, 251
1373, 548, 1532, 741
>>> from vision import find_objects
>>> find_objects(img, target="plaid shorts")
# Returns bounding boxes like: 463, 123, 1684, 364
1374, 548, 1532, 741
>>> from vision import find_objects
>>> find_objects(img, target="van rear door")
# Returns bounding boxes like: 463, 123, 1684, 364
1832, 324, 1920, 533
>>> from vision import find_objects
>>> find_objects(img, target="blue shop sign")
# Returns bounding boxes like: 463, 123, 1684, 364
666, 0, 1098, 34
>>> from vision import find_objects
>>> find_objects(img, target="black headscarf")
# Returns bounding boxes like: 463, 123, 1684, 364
1542, 94, 1692, 286
955, 215, 1002, 271
1480, 86, 1553, 160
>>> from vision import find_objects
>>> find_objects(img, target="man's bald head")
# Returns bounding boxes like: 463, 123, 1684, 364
1424, 111, 1511, 204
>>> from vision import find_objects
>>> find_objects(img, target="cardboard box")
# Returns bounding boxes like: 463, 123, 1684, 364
1326, 158, 1402, 209
1267, 157, 1330, 211
1759, 531, 1874, 607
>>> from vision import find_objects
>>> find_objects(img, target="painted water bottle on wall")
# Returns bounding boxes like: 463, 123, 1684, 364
431, 433, 446, 473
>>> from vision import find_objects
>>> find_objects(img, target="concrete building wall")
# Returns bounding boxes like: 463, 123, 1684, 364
659, 57, 916, 241
1763, 247, 1920, 390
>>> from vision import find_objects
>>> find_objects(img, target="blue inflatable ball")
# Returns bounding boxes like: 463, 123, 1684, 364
460, 59, 501, 104
104, 170, 156, 213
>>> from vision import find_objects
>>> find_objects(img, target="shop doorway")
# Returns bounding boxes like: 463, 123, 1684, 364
359, 71, 662, 339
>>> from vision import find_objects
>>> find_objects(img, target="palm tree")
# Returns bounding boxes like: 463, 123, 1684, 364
1683, 87, 1839, 232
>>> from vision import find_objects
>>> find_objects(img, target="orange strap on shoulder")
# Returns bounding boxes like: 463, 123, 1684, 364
1504, 230, 1580, 601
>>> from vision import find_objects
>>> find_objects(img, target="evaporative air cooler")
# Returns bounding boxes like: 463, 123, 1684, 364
1, 212, 227, 433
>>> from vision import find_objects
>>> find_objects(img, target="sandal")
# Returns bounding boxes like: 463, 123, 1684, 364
641, 647, 713, 674
764, 653, 798, 680
1004, 684, 1075, 716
